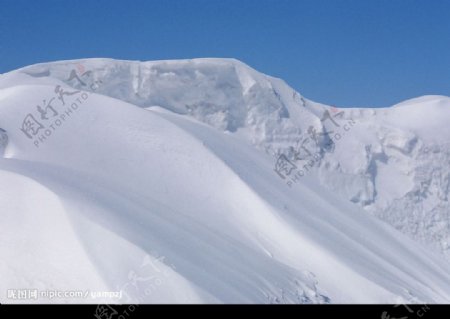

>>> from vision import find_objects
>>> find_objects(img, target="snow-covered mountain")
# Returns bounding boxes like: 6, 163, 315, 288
1, 58, 449, 304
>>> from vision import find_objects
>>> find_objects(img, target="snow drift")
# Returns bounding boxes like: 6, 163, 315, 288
0, 58, 449, 304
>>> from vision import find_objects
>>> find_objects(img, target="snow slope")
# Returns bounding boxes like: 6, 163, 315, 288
0, 58, 450, 303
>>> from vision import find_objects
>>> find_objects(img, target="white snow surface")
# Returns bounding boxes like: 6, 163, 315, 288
0, 58, 450, 304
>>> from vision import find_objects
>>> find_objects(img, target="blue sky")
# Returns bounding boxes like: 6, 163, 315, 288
0, 0, 449, 107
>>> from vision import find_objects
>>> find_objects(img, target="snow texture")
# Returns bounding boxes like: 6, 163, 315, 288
0, 58, 450, 304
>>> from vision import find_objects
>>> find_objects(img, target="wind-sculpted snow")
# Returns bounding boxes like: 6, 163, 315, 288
0, 59, 450, 304
315, 98, 450, 259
